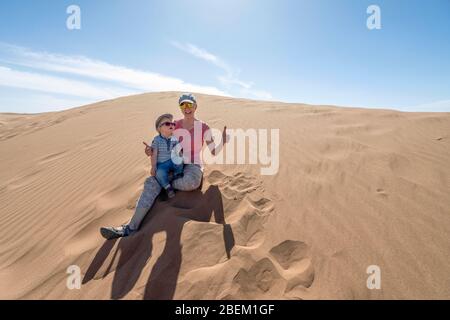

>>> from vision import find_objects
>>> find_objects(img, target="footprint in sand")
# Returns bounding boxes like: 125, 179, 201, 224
204, 170, 315, 298
376, 188, 388, 197
228, 240, 314, 299
269, 240, 315, 293
206, 170, 273, 247
231, 211, 267, 248
233, 258, 285, 299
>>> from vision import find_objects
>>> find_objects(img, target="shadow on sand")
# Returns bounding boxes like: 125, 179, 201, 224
82, 185, 234, 300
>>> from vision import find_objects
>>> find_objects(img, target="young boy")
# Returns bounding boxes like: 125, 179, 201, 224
150, 113, 183, 198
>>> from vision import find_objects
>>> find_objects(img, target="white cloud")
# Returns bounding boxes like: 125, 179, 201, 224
171, 41, 272, 99
0, 66, 134, 100
0, 43, 230, 111
0, 42, 275, 113
0, 45, 227, 95
218, 74, 253, 90
172, 41, 222, 66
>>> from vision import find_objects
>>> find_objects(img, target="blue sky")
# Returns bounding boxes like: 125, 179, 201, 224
0, 0, 449, 113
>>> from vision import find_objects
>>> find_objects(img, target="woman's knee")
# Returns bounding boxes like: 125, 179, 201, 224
136, 177, 162, 208
145, 176, 154, 183
144, 176, 158, 186
188, 175, 202, 190
144, 176, 162, 193
173, 173, 202, 191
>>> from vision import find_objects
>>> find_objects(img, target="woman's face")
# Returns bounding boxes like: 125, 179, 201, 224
180, 102, 197, 117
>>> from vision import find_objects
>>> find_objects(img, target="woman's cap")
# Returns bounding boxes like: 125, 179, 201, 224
155, 113, 173, 131
179, 93, 197, 105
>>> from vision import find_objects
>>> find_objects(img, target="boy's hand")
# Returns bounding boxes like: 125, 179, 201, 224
150, 167, 156, 177
143, 142, 153, 157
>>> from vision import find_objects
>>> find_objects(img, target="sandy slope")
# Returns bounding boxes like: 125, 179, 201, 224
0, 92, 449, 299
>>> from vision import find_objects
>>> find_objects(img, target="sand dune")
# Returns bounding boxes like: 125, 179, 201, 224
0, 92, 449, 299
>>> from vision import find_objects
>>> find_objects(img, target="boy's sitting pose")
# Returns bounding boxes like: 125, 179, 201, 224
151, 113, 183, 198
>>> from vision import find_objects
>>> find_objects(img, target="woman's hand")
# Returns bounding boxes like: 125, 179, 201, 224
208, 126, 229, 156
150, 166, 156, 177
222, 126, 229, 144
143, 142, 153, 157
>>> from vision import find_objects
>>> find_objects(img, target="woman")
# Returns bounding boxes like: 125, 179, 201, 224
100, 93, 228, 239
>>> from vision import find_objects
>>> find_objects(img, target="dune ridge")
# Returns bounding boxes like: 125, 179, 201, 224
0, 92, 449, 299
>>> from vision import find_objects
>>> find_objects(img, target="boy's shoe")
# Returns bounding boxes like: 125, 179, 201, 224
166, 186, 176, 199
100, 224, 133, 240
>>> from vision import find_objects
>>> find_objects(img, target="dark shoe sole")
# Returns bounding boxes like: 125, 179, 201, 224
100, 227, 122, 240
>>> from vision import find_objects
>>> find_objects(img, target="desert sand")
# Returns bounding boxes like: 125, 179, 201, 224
0, 92, 449, 299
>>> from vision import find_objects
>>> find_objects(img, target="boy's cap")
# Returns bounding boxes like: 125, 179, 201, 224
155, 113, 174, 131
179, 93, 197, 105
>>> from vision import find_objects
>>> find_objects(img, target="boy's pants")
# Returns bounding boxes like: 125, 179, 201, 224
155, 159, 184, 189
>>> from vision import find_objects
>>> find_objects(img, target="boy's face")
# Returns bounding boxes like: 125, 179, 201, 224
158, 118, 175, 136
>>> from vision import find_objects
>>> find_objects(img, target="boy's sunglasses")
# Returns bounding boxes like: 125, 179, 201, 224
180, 102, 195, 109
160, 121, 176, 127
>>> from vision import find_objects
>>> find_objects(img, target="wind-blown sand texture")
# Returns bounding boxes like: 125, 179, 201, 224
0, 92, 449, 299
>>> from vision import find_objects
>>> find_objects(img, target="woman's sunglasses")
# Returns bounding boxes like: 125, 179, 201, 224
180, 102, 195, 109
160, 121, 176, 128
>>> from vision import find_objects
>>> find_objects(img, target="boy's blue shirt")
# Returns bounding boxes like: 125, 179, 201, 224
151, 134, 183, 164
